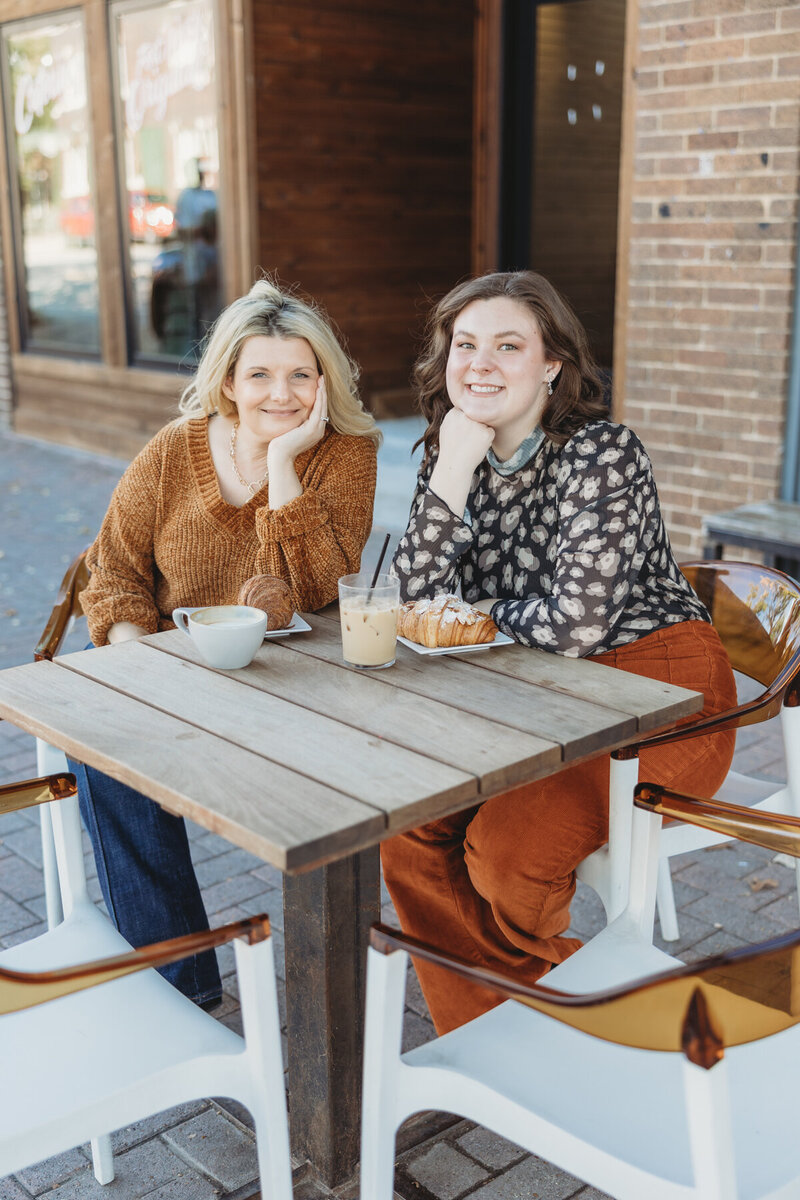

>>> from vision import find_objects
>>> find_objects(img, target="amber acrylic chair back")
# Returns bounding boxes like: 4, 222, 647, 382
680, 560, 800, 728
34, 548, 90, 662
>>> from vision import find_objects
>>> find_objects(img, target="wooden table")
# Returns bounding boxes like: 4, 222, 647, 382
0, 608, 702, 1188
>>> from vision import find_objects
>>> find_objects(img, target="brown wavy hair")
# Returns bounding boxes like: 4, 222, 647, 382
414, 270, 608, 462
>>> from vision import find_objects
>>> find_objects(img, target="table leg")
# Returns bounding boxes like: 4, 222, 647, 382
283, 846, 380, 1189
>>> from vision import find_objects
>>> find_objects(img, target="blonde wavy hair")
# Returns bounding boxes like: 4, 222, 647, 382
179, 278, 381, 446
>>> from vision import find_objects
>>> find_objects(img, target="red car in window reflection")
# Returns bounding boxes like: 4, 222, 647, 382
59, 195, 94, 243
128, 192, 174, 240
60, 193, 175, 244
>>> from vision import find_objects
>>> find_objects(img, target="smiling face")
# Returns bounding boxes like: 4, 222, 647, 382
445, 296, 561, 457
223, 335, 319, 445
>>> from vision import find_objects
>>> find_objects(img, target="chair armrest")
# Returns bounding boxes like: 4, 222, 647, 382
0, 773, 77, 816
615, 689, 785, 760
0, 912, 271, 1016
371, 923, 605, 1009
369, 922, 798, 1067
634, 782, 800, 859
34, 548, 90, 662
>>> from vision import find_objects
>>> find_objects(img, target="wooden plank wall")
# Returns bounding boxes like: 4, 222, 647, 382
252, 0, 474, 416
530, 0, 625, 368
12, 357, 184, 460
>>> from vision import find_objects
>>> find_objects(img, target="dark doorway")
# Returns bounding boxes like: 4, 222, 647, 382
498, 0, 626, 370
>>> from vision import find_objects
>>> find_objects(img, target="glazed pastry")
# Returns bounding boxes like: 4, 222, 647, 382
397, 594, 498, 648
237, 575, 294, 630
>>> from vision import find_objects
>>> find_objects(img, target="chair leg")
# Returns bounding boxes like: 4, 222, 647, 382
627, 799, 662, 940
35, 740, 66, 929
361, 947, 408, 1200
605, 754, 640, 923
781, 705, 800, 921
39, 804, 64, 930
90, 1135, 114, 1184
655, 858, 680, 942
250, 1104, 293, 1200
235, 936, 293, 1200
684, 1058, 736, 1198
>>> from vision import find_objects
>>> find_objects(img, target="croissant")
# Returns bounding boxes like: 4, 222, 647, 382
397, 595, 498, 648
237, 575, 294, 630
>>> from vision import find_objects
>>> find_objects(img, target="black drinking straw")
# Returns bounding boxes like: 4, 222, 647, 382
367, 533, 391, 601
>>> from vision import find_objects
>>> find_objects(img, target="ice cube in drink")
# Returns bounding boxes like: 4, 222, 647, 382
338, 573, 400, 669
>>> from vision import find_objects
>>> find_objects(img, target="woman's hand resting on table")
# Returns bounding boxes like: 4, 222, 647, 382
429, 407, 495, 519
267, 376, 329, 509
107, 621, 149, 644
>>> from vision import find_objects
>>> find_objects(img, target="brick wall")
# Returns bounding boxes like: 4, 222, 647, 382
618, 0, 800, 557
0, 238, 11, 429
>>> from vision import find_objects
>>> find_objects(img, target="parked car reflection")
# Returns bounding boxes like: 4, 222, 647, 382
60, 192, 175, 245
129, 192, 174, 241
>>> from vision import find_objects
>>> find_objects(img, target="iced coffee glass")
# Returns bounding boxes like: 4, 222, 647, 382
338, 573, 400, 669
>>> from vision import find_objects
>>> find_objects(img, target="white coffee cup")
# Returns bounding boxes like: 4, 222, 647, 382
172, 605, 268, 669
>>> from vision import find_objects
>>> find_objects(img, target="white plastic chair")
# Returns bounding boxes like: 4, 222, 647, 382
0, 771, 292, 1197
361, 786, 800, 1200
577, 560, 800, 941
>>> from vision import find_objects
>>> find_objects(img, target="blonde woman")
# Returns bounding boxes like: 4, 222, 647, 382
72, 279, 380, 1006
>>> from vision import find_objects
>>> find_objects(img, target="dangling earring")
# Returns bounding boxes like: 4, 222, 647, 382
546, 375, 553, 397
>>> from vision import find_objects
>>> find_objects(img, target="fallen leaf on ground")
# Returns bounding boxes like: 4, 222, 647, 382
749, 877, 779, 892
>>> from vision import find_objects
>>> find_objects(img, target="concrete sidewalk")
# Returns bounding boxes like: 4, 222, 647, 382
0, 425, 790, 1200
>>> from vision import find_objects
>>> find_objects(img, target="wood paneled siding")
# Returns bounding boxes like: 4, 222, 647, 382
252, 0, 474, 415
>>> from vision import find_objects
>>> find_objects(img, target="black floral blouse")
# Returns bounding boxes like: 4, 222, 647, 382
392, 420, 710, 658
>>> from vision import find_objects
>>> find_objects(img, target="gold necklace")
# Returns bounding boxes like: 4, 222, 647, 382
229, 422, 268, 497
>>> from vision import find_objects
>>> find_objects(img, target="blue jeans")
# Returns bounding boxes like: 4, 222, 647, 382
69, 757, 222, 1006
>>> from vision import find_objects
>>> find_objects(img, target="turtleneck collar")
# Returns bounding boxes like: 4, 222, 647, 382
487, 426, 545, 476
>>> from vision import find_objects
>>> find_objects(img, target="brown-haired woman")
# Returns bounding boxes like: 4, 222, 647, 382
385, 270, 737, 1035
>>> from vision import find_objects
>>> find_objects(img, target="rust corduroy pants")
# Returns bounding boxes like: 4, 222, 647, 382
380, 620, 738, 1034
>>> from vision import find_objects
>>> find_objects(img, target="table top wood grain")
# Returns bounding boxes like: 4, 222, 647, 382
0, 613, 703, 873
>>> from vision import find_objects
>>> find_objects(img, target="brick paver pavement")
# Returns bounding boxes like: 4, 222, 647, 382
0, 427, 791, 1199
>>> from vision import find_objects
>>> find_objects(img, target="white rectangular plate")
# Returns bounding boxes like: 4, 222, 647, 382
397, 629, 514, 656
264, 613, 312, 639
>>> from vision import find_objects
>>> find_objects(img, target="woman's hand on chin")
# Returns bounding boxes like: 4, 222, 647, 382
439, 407, 495, 474
267, 375, 328, 468
428, 408, 494, 519
266, 376, 327, 510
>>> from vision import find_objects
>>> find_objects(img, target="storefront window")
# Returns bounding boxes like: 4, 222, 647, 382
113, 0, 222, 365
2, 15, 101, 354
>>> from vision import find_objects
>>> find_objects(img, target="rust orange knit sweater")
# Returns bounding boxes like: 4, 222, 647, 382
80, 415, 377, 645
